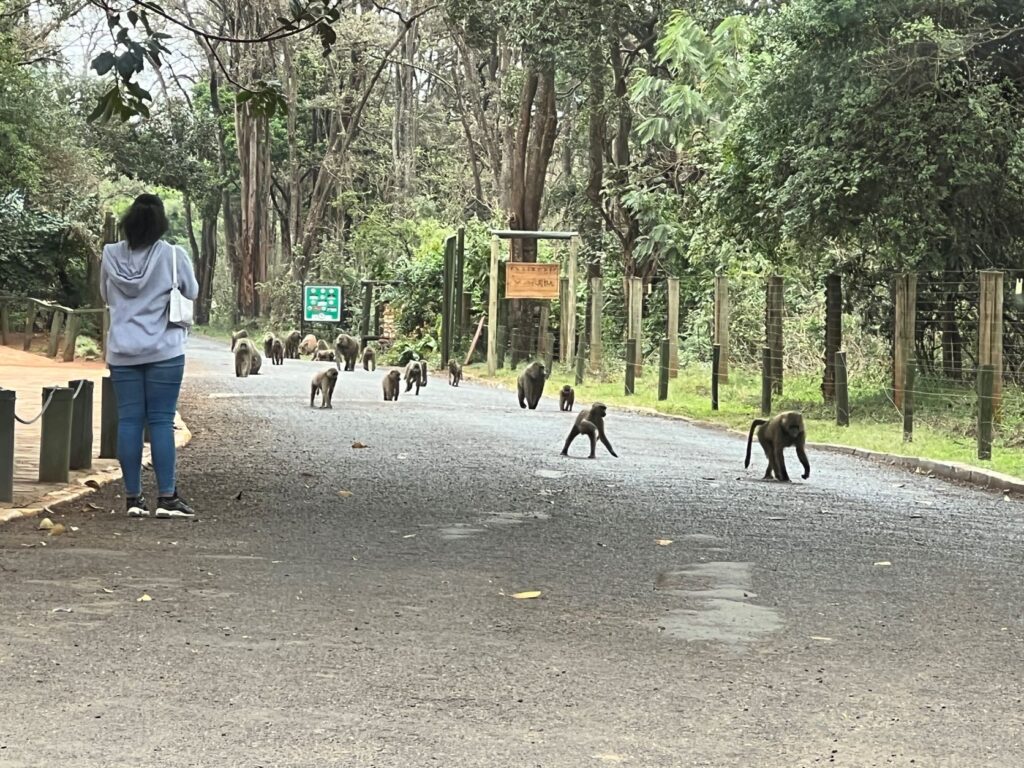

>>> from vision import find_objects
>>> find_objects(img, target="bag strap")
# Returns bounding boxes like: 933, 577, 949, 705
170, 242, 178, 288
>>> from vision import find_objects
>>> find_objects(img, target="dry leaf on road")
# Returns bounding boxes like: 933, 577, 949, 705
512, 591, 542, 599
352, 441, 368, 449
337, 490, 353, 498
37, 518, 53, 530
136, 594, 152, 602
49, 524, 66, 537
656, 539, 673, 546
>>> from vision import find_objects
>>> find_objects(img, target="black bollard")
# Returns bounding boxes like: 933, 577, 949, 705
100, 376, 118, 459
0, 388, 14, 503
68, 379, 94, 470
39, 386, 73, 483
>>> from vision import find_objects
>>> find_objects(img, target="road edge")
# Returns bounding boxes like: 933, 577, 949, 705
462, 371, 1024, 496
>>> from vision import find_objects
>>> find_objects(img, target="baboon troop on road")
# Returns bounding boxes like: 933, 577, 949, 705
226, 330, 644, 464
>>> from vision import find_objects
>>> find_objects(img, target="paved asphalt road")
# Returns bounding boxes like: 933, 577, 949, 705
2, 336, 1023, 767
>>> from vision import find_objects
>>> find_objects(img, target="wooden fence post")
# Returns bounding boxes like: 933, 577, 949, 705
979, 270, 1003, 419
47, 309, 64, 358
823, 274, 842, 402
835, 351, 849, 426
487, 235, 499, 376
559, 276, 570, 364
766, 275, 784, 395
61, 313, 80, 362
629, 277, 643, 377
0, 301, 9, 345
667, 277, 680, 379
711, 343, 720, 411
575, 342, 586, 385
625, 338, 636, 395
496, 325, 507, 369
893, 273, 917, 410
23, 304, 35, 351
658, 339, 669, 401
713, 275, 729, 384
978, 365, 994, 460
903, 357, 915, 443
565, 235, 578, 365
589, 277, 603, 371
761, 346, 772, 416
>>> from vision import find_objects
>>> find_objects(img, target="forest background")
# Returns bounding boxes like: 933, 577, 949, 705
2, 0, 1024, 472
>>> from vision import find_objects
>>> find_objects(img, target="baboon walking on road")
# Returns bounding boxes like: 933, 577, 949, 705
310, 368, 339, 409
561, 403, 617, 459
517, 361, 546, 409
559, 385, 575, 411
234, 339, 254, 377
745, 411, 810, 482
382, 370, 401, 401
284, 330, 302, 359
404, 361, 422, 395
271, 338, 285, 365
362, 346, 376, 371
448, 360, 462, 387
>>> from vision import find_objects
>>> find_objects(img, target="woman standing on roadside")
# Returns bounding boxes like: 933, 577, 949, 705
101, 193, 199, 519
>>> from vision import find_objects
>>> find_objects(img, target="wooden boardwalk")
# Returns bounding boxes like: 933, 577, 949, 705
1, 345, 124, 516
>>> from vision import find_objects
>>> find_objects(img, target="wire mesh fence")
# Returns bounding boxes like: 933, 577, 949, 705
464, 268, 1023, 467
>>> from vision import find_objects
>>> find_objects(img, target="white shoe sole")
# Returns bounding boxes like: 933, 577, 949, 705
154, 509, 195, 519
127, 508, 150, 518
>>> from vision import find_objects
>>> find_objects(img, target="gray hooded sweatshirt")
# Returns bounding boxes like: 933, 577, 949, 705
100, 240, 199, 367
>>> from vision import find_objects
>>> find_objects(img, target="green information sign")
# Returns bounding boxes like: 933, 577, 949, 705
303, 285, 343, 322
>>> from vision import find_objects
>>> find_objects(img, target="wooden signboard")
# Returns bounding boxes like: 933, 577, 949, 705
505, 263, 560, 299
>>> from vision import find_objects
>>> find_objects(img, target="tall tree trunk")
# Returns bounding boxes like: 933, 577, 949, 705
584, 44, 606, 280
203, 58, 238, 322
235, 99, 272, 318
195, 196, 220, 325
283, 38, 302, 275
392, 0, 418, 202
506, 65, 558, 362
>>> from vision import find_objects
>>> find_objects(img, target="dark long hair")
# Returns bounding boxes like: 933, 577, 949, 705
121, 193, 168, 250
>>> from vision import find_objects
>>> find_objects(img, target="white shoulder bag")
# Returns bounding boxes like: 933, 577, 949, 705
169, 244, 195, 327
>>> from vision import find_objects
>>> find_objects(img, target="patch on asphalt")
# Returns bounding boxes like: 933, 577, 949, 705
654, 561, 782, 647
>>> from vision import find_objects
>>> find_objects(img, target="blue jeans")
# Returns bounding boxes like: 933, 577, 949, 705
108, 355, 185, 497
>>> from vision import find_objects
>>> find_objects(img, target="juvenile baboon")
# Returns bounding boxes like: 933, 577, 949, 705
559, 385, 575, 412
745, 411, 810, 482
561, 403, 618, 458
262, 332, 276, 358
448, 360, 463, 387
419, 359, 428, 387
271, 338, 285, 365
230, 330, 248, 352
285, 330, 302, 359
313, 349, 336, 363
404, 360, 422, 395
382, 369, 401, 401
299, 334, 318, 356
362, 346, 376, 372
249, 349, 262, 375
310, 367, 339, 409
234, 339, 253, 377
334, 333, 360, 371
517, 361, 546, 409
